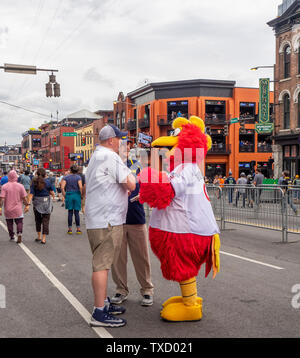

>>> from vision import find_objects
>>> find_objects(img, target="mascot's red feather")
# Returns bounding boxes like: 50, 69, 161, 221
138, 116, 221, 322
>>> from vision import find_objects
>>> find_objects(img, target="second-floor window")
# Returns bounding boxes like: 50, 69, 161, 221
283, 93, 290, 129
121, 111, 125, 129
116, 113, 120, 127
284, 45, 291, 78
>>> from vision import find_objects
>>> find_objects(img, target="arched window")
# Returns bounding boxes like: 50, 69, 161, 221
283, 94, 290, 129
116, 113, 120, 127
298, 93, 300, 128
284, 45, 291, 78
121, 111, 126, 129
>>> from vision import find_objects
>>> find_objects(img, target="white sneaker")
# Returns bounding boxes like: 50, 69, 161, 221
141, 295, 153, 306
110, 293, 128, 304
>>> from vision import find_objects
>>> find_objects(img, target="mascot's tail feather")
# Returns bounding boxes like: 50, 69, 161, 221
138, 168, 175, 210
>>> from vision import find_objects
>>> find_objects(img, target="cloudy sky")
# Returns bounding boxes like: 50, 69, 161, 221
0, 0, 282, 144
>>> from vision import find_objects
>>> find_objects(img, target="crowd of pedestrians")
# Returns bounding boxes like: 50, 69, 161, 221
0, 165, 87, 243
208, 168, 300, 213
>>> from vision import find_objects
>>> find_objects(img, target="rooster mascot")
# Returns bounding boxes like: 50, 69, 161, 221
138, 115, 220, 322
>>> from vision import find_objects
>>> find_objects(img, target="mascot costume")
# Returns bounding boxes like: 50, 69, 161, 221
138, 116, 220, 322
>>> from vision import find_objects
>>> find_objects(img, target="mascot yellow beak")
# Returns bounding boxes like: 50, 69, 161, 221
151, 116, 212, 157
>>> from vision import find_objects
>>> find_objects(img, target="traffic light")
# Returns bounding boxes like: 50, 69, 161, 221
224, 124, 229, 136
46, 82, 53, 97
54, 82, 60, 97
81, 136, 86, 146
53, 136, 57, 146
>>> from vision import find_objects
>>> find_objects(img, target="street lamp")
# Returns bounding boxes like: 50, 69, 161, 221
113, 100, 139, 145
250, 65, 275, 71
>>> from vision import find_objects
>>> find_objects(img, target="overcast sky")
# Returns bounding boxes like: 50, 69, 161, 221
0, 0, 282, 144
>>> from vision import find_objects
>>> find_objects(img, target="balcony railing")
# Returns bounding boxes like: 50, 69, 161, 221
257, 144, 273, 152
127, 119, 137, 131
207, 143, 231, 155
139, 118, 150, 129
204, 114, 231, 125
157, 114, 191, 126
239, 144, 254, 152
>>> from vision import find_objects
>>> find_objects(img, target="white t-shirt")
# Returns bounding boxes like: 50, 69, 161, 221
85, 146, 131, 229
149, 163, 220, 236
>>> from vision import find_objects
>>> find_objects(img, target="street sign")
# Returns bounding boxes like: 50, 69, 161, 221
62, 132, 77, 137
33, 159, 39, 165
230, 118, 238, 123
255, 123, 274, 134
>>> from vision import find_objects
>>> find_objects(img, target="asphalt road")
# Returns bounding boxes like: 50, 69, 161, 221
0, 200, 300, 338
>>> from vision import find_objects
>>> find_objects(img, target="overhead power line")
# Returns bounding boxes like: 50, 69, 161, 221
0, 99, 54, 119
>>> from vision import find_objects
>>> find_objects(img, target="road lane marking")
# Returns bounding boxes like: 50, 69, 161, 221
0, 220, 112, 338
220, 250, 284, 270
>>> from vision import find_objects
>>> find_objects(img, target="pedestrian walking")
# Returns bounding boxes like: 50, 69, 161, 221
111, 139, 154, 307
292, 175, 300, 201
78, 166, 86, 214
0, 170, 29, 244
18, 170, 32, 194
246, 174, 254, 208
0, 172, 8, 187
27, 168, 55, 245
85, 124, 136, 328
225, 171, 236, 203
48, 172, 56, 196
281, 170, 298, 215
253, 168, 264, 205
235, 172, 247, 208
60, 165, 83, 235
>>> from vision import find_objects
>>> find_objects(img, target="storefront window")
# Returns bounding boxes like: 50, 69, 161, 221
205, 163, 226, 181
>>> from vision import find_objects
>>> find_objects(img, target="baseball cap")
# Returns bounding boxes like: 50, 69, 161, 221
99, 124, 128, 141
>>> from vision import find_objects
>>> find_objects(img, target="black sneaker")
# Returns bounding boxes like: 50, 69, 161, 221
90, 306, 126, 327
106, 297, 126, 315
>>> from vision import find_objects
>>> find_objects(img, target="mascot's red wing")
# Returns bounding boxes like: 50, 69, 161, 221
138, 167, 175, 210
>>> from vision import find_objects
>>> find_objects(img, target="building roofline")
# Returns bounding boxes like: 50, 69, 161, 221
127, 78, 236, 99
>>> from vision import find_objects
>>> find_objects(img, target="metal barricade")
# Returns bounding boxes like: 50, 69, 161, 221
285, 187, 300, 236
143, 183, 298, 243
206, 185, 224, 230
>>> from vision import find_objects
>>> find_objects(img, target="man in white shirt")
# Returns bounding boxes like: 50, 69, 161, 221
85, 124, 136, 327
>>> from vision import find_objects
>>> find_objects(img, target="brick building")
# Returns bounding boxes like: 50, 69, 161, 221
268, 0, 300, 177
114, 79, 274, 180
21, 129, 42, 170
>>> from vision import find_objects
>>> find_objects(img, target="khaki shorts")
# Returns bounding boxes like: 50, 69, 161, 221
87, 225, 123, 272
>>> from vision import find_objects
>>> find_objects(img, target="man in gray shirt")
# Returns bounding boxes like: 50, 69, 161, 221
253, 168, 264, 205
235, 172, 247, 208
